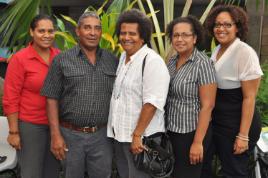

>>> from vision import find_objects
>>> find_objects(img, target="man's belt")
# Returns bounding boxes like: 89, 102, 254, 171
60, 121, 106, 133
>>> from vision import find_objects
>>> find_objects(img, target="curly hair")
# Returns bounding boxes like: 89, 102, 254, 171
205, 5, 248, 41
166, 15, 204, 49
115, 9, 152, 45
30, 14, 55, 30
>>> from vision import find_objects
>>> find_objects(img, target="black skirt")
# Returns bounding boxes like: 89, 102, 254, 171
212, 88, 261, 143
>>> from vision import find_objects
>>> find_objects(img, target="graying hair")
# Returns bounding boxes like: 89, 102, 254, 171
77, 11, 101, 27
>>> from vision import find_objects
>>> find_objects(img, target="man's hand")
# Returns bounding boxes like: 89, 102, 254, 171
51, 133, 68, 160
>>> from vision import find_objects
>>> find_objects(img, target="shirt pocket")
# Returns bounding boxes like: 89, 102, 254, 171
101, 68, 116, 94
64, 70, 87, 88
65, 71, 86, 78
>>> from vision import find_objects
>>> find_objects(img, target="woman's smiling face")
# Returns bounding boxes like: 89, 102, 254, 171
213, 11, 238, 47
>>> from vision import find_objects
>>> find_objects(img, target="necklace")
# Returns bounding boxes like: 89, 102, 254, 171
113, 58, 134, 99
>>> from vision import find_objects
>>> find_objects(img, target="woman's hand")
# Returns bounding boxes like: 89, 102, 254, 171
130, 136, 145, 154
189, 142, 203, 165
233, 137, 248, 154
7, 133, 21, 150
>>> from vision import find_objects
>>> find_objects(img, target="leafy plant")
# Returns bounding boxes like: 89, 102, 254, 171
0, 0, 51, 53
256, 62, 268, 126
136, 0, 219, 61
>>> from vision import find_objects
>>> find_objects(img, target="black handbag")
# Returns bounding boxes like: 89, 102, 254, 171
133, 132, 175, 178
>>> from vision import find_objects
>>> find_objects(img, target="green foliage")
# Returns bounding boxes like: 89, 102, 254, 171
136, 0, 219, 61
255, 0, 268, 9
54, 15, 77, 51
256, 63, 268, 126
0, 0, 51, 53
99, 0, 130, 55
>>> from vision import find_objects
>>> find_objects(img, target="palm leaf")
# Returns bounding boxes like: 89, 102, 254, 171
61, 14, 77, 27
102, 33, 115, 50
181, 0, 192, 17
146, 0, 165, 58
126, 0, 138, 10
55, 31, 77, 45
164, 0, 174, 59
55, 15, 66, 31
0, 0, 51, 52
199, 0, 217, 24
97, 0, 109, 15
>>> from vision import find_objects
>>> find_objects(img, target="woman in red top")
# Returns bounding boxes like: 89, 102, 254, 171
3, 14, 60, 178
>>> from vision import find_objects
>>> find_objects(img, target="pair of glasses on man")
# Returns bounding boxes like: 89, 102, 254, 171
214, 22, 236, 28
172, 33, 194, 40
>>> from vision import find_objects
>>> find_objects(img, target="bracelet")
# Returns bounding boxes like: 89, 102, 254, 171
236, 135, 249, 141
9, 131, 19, 135
238, 133, 249, 139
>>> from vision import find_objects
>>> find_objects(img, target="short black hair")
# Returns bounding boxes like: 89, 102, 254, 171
166, 15, 205, 50
77, 11, 101, 27
115, 9, 152, 45
205, 5, 248, 41
30, 14, 55, 30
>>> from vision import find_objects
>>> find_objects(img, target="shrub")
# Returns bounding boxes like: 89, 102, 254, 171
256, 62, 268, 126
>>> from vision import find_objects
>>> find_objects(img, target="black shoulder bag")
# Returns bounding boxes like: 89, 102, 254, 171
133, 55, 175, 178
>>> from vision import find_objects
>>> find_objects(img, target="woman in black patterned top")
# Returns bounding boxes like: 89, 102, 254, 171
165, 16, 217, 178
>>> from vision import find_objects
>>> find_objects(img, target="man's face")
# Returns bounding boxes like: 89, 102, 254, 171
76, 16, 102, 50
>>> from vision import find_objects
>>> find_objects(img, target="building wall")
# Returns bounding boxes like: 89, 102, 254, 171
247, 0, 268, 63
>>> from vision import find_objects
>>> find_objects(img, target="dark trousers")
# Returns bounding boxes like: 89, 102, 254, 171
114, 140, 151, 178
60, 126, 113, 178
168, 125, 212, 178
18, 120, 60, 178
201, 131, 255, 178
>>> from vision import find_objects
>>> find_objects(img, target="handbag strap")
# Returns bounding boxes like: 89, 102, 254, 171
141, 54, 148, 106
142, 54, 148, 77
150, 140, 173, 159
144, 134, 173, 160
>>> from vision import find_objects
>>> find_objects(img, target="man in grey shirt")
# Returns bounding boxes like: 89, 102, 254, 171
41, 11, 118, 178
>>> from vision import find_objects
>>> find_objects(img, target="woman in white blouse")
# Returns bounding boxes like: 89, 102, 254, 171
202, 5, 263, 178
107, 9, 170, 178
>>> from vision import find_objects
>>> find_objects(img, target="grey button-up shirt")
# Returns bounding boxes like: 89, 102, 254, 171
41, 45, 118, 127
166, 48, 216, 133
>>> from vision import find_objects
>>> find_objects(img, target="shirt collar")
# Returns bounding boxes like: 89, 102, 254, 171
170, 47, 198, 63
75, 44, 102, 58
122, 44, 148, 63
211, 37, 240, 62
26, 42, 53, 59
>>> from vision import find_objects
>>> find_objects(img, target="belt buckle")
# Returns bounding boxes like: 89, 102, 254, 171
91, 126, 98, 133
82, 126, 90, 133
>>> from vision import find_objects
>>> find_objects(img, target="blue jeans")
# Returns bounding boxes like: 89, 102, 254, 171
18, 121, 60, 178
60, 126, 113, 178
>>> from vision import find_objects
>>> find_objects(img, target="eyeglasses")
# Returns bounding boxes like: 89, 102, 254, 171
214, 22, 236, 29
172, 33, 194, 40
